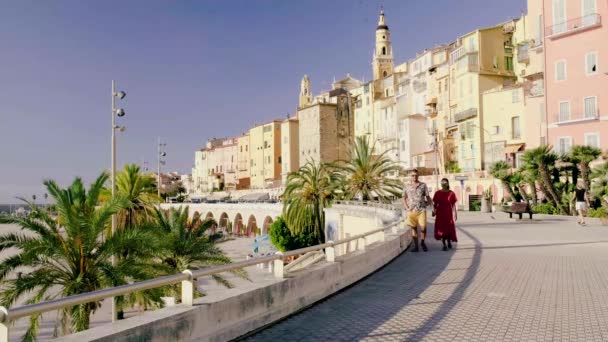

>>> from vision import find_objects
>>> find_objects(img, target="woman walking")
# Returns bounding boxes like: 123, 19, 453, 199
432, 178, 458, 251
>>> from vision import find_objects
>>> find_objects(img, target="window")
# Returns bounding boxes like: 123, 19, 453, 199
445, 81, 448, 92
438, 81, 442, 94
512, 116, 521, 139
278, 156, 282, 164
382, 47, 386, 55
584, 96, 598, 118
401, 140, 406, 151
586, 52, 598, 75
559, 101, 570, 122
283, 136, 288, 144
383, 71, 388, 77
245, 145, 248, 152
535, 15, 543, 46
582, 0, 597, 26
505, 57, 514, 71
263, 125, 272, 133
555, 60, 566, 81
552, 0, 566, 34
585, 133, 600, 148
512, 89, 520, 103
366, 96, 370, 105
468, 36, 475, 51
556, 137, 572, 154
385, 89, 389, 97
267, 156, 271, 164
240, 146, 242, 152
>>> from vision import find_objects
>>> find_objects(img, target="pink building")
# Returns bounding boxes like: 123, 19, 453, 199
543, 0, 608, 153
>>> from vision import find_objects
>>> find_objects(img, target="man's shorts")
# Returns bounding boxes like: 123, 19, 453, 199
407, 210, 427, 229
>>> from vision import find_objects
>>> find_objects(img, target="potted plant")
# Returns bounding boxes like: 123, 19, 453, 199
481, 188, 493, 213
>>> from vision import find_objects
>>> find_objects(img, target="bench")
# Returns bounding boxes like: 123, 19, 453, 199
504, 202, 533, 219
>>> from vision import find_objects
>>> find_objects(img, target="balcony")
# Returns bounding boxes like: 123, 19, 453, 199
454, 108, 478, 122
555, 113, 600, 125
517, 43, 530, 63
450, 46, 478, 64
445, 117, 458, 130
546, 14, 601, 39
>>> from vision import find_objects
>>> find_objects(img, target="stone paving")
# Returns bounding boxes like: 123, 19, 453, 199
245, 213, 608, 341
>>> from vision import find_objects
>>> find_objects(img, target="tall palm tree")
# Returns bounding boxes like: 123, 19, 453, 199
489, 161, 516, 201
101, 164, 160, 231
282, 161, 340, 245
518, 166, 539, 205
152, 206, 245, 299
0, 174, 157, 340
335, 136, 402, 203
523, 146, 566, 213
570, 145, 602, 191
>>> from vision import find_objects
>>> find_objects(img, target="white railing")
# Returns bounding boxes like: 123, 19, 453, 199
0, 206, 403, 340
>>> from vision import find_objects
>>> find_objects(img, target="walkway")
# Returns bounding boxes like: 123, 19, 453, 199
245, 213, 608, 341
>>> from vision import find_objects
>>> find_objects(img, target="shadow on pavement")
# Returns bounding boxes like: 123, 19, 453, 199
243, 223, 482, 341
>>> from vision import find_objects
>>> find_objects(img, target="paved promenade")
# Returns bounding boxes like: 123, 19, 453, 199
246, 213, 608, 341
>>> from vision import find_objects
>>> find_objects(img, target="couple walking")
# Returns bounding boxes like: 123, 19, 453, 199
402, 169, 458, 252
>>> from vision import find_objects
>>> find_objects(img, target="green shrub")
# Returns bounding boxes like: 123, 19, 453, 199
469, 201, 481, 212
532, 203, 558, 215
269, 216, 316, 252
588, 207, 608, 218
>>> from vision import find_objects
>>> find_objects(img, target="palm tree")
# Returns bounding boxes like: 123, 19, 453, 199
282, 161, 340, 245
591, 162, 608, 208
152, 206, 245, 298
0, 173, 157, 340
518, 167, 539, 205
101, 164, 160, 231
334, 136, 402, 203
489, 161, 516, 201
522, 146, 566, 213
570, 145, 602, 191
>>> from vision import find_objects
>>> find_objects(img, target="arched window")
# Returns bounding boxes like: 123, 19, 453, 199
382, 47, 386, 55
383, 71, 388, 77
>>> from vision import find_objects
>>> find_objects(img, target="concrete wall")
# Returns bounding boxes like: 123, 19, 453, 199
57, 206, 410, 342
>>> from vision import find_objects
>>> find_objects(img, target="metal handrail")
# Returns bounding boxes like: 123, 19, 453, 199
0, 206, 403, 330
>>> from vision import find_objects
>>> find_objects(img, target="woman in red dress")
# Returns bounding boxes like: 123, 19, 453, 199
432, 178, 458, 251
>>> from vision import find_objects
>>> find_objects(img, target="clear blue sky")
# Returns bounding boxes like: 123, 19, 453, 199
0, 0, 524, 203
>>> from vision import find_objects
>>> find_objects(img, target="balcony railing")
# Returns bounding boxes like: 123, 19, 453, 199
546, 13, 601, 38
555, 112, 599, 124
454, 108, 478, 122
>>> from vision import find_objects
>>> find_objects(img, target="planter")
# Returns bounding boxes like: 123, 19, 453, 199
480, 198, 493, 213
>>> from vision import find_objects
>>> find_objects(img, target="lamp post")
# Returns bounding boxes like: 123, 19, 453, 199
158, 138, 167, 198
110, 80, 126, 322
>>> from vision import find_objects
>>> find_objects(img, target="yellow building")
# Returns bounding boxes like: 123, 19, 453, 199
448, 22, 518, 172
482, 85, 526, 169
237, 133, 250, 189
249, 121, 282, 189
281, 116, 299, 185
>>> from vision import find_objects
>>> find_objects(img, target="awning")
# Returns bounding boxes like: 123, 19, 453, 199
426, 97, 438, 105
504, 144, 524, 154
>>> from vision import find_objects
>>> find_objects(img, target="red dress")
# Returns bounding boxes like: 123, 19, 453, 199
433, 190, 458, 242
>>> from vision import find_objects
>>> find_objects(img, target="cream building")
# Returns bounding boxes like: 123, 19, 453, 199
249, 121, 282, 189
281, 116, 299, 185
298, 89, 355, 166
449, 22, 518, 172
237, 133, 251, 190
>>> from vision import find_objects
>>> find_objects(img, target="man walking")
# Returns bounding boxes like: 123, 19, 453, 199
403, 169, 432, 252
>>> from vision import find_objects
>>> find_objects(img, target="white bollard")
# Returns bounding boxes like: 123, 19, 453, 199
181, 270, 194, 306
325, 242, 336, 262
273, 252, 284, 279
0, 306, 8, 342
358, 237, 366, 251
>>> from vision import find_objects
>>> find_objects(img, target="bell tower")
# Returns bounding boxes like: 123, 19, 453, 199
372, 10, 394, 80
299, 74, 312, 108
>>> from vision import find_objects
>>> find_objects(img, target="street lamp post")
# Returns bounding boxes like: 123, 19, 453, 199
158, 138, 167, 198
110, 80, 126, 322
